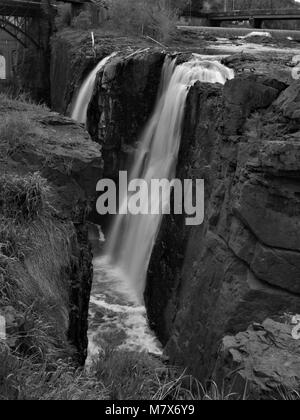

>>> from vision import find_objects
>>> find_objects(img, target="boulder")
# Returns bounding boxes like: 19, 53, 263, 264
274, 80, 300, 120
214, 318, 300, 400
223, 76, 282, 135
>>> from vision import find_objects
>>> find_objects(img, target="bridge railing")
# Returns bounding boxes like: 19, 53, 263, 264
220, 0, 300, 13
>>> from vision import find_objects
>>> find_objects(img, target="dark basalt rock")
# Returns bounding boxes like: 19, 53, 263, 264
145, 75, 300, 393
213, 318, 300, 399
223, 76, 284, 135
273, 80, 300, 121
87, 50, 166, 180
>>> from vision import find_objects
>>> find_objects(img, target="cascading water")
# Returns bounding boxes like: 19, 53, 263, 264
71, 53, 117, 124
106, 57, 234, 303
80, 54, 234, 361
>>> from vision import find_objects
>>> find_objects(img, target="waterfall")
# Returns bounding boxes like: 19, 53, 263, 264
71, 53, 117, 124
106, 57, 234, 303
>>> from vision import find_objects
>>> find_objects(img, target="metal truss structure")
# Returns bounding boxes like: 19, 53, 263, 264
0, 1, 42, 48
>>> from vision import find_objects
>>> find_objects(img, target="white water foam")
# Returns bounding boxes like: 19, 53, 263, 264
87, 256, 162, 363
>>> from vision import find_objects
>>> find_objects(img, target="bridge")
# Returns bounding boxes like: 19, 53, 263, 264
0, 1, 43, 49
0, 0, 89, 87
183, 8, 300, 29
0, 0, 89, 48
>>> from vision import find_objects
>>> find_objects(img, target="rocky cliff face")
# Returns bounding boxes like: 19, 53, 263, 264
145, 72, 300, 397
87, 49, 166, 180
85, 49, 300, 396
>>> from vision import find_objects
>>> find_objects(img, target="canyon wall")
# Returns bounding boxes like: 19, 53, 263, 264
145, 65, 300, 397
86, 50, 300, 397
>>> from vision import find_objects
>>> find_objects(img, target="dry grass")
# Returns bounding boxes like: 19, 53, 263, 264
153, 370, 247, 400
91, 346, 248, 401
0, 344, 108, 400
0, 112, 46, 159
276, 387, 300, 401
0, 173, 51, 222
0, 174, 81, 400
0, 92, 48, 113
92, 347, 164, 400
0, 113, 33, 157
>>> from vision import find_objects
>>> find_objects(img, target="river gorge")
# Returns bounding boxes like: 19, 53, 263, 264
1, 22, 300, 400
50, 28, 300, 398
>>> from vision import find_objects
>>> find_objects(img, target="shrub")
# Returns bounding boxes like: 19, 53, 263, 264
72, 10, 93, 30
55, 4, 72, 31
107, 0, 179, 42
108, 0, 146, 36
148, 1, 179, 42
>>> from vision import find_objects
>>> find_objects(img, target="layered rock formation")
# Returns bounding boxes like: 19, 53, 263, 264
145, 74, 300, 397
85, 48, 300, 397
